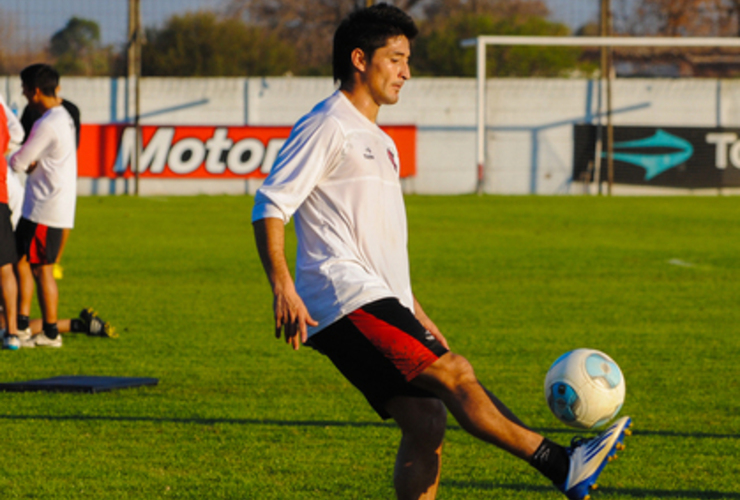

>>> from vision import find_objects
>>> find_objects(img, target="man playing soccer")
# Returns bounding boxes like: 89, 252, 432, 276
252, 5, 631, 500
10, 64, 78, 348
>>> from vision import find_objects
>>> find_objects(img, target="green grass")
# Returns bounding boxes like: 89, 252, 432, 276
1, 195, 739, 499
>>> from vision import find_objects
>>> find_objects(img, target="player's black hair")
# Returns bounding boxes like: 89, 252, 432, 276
333, 3, 418, 87
20, 63, 60, 97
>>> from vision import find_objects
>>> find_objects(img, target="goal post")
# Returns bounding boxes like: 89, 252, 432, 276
462, 36, 740, 194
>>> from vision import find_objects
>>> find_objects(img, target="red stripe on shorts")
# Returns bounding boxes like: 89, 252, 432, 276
29, 224, 48, 264
348, 308, 440, 382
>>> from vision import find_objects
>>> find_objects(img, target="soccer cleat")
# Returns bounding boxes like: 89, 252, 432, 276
556, 416, 632, 500
79, 308, 118, 338
33, 333, 62, 348
15, 328, 35, 348
2, 330, 20, 350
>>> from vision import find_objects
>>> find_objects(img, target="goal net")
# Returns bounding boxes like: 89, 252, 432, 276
463, 36, 740, 195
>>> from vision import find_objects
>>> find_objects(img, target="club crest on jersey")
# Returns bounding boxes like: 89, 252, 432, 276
387, 149, 398, 173
363, 147, 375, 159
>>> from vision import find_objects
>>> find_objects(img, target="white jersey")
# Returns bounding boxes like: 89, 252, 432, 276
10, 105, 77, 228
252, 91, 413, 336
0, 94, 24, 151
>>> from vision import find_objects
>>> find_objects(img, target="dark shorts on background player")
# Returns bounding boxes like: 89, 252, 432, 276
0, 204, 18, 267
308, 298, 449, 419
15, 217, 63, 265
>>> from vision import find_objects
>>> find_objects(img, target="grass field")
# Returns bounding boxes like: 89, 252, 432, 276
1, 194, 738, 499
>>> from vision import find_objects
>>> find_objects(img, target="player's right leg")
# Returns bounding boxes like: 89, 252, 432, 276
307, 298, 450, 499
1, 263, 20, 349
14, 218, 38, 333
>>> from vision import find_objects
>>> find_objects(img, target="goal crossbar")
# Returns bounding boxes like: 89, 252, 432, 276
465, 36, 740, 193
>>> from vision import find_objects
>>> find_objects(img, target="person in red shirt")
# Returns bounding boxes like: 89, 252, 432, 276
0, 103, 23, 349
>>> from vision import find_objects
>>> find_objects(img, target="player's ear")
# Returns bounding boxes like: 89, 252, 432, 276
350, 47, 368, 74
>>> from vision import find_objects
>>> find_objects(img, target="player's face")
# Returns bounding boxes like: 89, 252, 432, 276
365, 35, 411, 106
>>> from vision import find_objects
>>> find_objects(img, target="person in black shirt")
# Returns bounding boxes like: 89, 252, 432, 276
21, 97, 80, 148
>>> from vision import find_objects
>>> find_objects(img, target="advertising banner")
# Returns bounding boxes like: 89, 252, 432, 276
78, 124, 417, 179
573, 125, 740, 188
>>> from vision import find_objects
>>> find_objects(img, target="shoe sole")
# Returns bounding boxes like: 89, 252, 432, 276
566, 416, 632, 500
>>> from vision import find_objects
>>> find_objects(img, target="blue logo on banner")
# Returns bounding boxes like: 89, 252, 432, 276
602, 129, 694, 180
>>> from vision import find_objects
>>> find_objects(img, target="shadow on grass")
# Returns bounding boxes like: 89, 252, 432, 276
0, 414, 400, 428
532, 427, 740, 440
0, 415, 737, 441
443, 482, 740, 499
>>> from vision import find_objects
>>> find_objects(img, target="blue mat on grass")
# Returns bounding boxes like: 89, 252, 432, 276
0, 376, 159, 393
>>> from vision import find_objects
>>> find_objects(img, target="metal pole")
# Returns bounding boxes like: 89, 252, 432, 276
128, 0, 142, 196
475, 37, 486, 195
595, 0, 608, 195
605, 0, 614, 196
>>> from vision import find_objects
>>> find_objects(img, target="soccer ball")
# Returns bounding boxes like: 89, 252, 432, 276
544, 348, 626, 429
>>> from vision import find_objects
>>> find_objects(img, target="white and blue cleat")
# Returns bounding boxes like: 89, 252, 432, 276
557, 416, 632, 500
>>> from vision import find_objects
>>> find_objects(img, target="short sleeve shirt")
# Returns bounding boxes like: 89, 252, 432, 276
252, 91, 413, 336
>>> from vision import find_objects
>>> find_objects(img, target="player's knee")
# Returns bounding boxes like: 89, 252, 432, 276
436, 352, 477, 389
402, 399, 447, 447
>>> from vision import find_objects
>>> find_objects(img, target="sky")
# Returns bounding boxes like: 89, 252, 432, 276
0, 0, 617, 51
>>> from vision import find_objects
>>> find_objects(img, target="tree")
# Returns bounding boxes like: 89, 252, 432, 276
412, 11, 587, 77
419, 0, 549, 20
223, 0, 564, 76
142, 12, 296, 77
50, 17, 112, 76
628, 0, 728, 36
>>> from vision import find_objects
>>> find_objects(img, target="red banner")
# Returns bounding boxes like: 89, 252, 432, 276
78, 124, 416, 179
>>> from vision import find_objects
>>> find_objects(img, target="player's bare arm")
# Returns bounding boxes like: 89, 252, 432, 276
253, 217, 317, 350
413, 295, 449, 349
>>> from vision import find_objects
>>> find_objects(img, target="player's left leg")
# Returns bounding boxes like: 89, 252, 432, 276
385, 396, 446, 500
30, 263, 62, 347
53, 228, 70, 279
32, 264, 58, 323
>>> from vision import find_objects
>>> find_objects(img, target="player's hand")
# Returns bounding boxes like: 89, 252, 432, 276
273, 286, 318, 350
413, 297, 450, 350
27, 161, 38, 173
420, 315, 450, 350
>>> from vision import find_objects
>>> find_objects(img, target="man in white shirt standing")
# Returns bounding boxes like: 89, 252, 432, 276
10, 64, 77, 348
252, 4, 631, 500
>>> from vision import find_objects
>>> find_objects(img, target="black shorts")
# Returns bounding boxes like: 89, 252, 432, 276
15, 217, 63, 265
0, 204, 17, 267
308, 298, 449, 420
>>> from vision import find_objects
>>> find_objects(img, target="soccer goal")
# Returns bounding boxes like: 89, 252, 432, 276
461, 36, 740, 195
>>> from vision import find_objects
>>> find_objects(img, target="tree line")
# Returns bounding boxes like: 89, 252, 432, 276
28, 0, 740, 78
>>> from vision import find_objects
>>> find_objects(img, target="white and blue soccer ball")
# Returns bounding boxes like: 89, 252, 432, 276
544, 348, 626, 429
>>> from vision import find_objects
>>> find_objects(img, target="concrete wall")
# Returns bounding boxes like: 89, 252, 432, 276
3, 75, 739, 196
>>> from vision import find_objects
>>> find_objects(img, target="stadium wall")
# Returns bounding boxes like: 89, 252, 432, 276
2, 76, 739, 196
